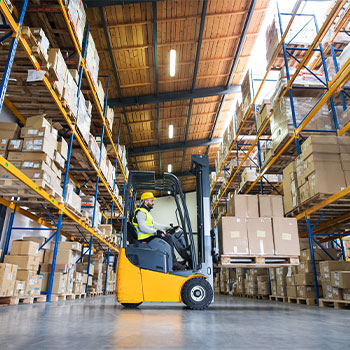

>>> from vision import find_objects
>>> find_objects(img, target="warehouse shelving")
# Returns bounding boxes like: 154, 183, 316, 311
210, 0, 350, 303
0, 1, 125, 300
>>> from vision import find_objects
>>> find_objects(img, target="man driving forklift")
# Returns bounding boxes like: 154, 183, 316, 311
132, 191, 186, 271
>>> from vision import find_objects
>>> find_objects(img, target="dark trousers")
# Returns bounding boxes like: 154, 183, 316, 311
139, 234, 177, 262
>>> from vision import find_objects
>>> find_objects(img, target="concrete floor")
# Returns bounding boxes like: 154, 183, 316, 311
0, 295, 349, 350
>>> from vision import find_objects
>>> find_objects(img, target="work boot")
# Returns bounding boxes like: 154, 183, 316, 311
173, 262, 186, 271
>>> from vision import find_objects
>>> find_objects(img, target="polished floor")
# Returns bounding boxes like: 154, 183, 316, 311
0, 294, 349, 349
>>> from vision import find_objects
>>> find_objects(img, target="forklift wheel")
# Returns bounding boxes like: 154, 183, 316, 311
181, 277, 213, 310
121, 302, 142, 308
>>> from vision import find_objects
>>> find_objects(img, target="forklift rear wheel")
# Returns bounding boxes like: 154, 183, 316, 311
181, 277, 213, 310
121, 303, 142, 308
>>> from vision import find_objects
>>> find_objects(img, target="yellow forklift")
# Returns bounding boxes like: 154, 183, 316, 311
116, 155, 214, 309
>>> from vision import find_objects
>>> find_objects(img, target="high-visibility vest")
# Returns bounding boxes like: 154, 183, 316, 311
132, 207, 155, 240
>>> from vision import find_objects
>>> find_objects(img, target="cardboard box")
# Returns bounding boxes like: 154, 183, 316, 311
0, 122, 20, 139
227, 195, 259, 217
14, 280, 26, 296
301, 135, 339, 160
76, 263, 94, 276
40, 272, 50, 292
55, 241, 82, 252
20, 125, 55, 139
57, 139, 68, 160
25, 115, 51, 129
22, 137, 56, 159
4, 255, 39, 271
331, 271, 350, 288
286, 276, 295, 286
218, 217, 249, 255
277, 284, 287, 296
308, 168, 346, 197
321, 281, 332, 299
271, 280, 277, 295
52, 273, 67, 294
298, 261, 320, 274
297, 285, 317, 298
286, 285, 297, 298
300, 248, 338, 261
331, 287, 343, 300
8, 151, 51, 164
303, 153, 341, 178
0, 138, 9, 150
258, 195, 284, 217
294, 273, 317, 286
11, 240, 39, 256
39, 263, 69, 273
319, 261, 350, 280
44, 250, 74, 266
299, 182, 310, 204
0, 263, 18, 297
272, 218, 300, 256
247, 218, 274, 255
8, 139, 23, 151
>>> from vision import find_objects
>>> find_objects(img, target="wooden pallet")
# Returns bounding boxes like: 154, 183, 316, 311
75, 293, 86, 299
269, 295, 288, 302
288, 297, 316, 306
319, 298, 350, 309
220, 255, 299, 268
245, 294, 269, 300
0, 295, 46, 306
106, 291, 114, 295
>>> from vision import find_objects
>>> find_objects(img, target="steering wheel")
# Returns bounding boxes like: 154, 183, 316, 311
166, 225, 180, 235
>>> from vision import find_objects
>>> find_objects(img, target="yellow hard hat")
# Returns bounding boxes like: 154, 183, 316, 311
141, 192, 156, 201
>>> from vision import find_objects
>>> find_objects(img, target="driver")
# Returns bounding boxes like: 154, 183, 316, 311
132, 192, 185, 271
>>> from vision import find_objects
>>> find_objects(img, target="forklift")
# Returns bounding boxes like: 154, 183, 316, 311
116, 155, 214, 309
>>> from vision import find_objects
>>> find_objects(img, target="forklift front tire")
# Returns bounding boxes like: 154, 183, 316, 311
121, 302, 142, 308
181, 277, 213, 310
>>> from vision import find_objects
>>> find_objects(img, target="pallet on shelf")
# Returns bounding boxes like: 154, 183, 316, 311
319, 298, 350, 309
269, 295, 288, 302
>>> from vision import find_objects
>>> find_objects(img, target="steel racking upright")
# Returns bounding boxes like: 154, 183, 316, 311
0, 1, 126, 300
210, 0, 350, 303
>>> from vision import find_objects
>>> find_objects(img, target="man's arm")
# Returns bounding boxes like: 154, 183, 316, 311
154, 221, 170, 231
136, 211, 156, 235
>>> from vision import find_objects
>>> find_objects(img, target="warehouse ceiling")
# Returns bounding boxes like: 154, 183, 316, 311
84, 0, 270, 191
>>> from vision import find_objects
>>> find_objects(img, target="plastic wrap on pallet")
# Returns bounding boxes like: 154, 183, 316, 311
66, 183, 82, 212
88, 134, 100, 164
81, 196, 101, 227
65, 0, 86, 48
63, 70, 79, 118
96, 80, 105, 108
239, 167, 258, 191
76, 92, 91, 144
106, 107, 114, 130
31, 28, 50, 61
265, 15, 317, 66
86, 32, 100, 89
47, 48, 69, 97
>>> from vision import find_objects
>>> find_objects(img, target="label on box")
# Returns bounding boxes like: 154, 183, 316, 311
230, 231, 240, 238
282, 233, 292, 241
7, 273, 12, 280
27, 69, 46, 82
28, 129, 38, 135
1, 139, 7, 144
257, 230, 266, 238
34, 139, 43, 146
22, 161, 33, 168
10, 140, 21, 148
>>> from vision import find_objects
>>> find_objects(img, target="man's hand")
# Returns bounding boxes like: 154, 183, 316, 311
160, 230, 166, 238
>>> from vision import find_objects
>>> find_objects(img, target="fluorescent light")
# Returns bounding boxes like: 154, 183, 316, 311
170, 49, 176, 77
168, 164, 172, 173
169, 124, 174, 139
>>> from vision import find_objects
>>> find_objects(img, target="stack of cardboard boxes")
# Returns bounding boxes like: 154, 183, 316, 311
283, 135, 350, 214
0, 117, 67, 198
245, 269, 269, 296
65, 0, 86, 48
320, 260, 350, 301
4, 240, 43, 297
217, 194, 300, 257
89, 252, 104, 294
0, 263, 18, 297
103, 267, 116, 293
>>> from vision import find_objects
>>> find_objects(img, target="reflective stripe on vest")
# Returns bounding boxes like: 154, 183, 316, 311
132, 207, 155, 240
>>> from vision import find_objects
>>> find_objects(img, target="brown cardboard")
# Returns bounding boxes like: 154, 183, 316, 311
76, 263, 95, 276
218, 217, 249, 255
4, 255, 39, 271
297, 285, 317, 298
286, 276, 295, 286
295, 273, 316, 286
52, 241, 82, 252
8, 139, 23, 151
286, 286, 297, 298
277, 284, 287, 296
52, 273, 67, 294
44, 250, 74, 266
298, 261, 320, 274
303, 153, 341, 178
39, 263, 69, 273
14, 280, 26, 296
40, 273, 49, 292
57, 139, 68, 160
25, 115, 51, 129
0, 263, 18, 297
227, 195, 259, 217
319, 261, 350, 280
22, 137, 56, 159
331, 271, 350, 288
258, 195, 284, 217
22, 236, 49, 248
300, 248, 338, 261
321, 281, 332, 299
247, 218, 274, 255
331, 287, 343, 300
301, 135, 339, 160
338, 136, 350, 153
11, 240, 39, 256
272, 217, 300, 256
0, 138, 9, 151
0, 122, 20, 139
299, 182, 310, 204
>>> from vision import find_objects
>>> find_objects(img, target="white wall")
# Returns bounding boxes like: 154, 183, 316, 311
151, 191, 197, 233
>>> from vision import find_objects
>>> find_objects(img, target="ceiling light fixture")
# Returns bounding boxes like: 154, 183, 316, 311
169, 124, 174, 139
168, 164, 172, 173
170, 49, 176, 77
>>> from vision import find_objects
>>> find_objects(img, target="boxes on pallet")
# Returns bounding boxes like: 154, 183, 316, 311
63, 69, 79, 118
5, 254, 39, 271
44, 250, 74, 267
283, 161, 300, 214
257, 100, 271, 132
298, 260, 320, 274
10, 240, 39, 256
16, 270, 42, 296
272, 218, 300, 256
331, 271, 350, 289
297, 285, 319, 299
66, 184, 82, 212
0, 263, 18, 297
239, 168, 258, 190
52, 273, 67, 294
76, 92, 92, 144
300, 248, 338, 261
14, 280, 26, 297
47, 49, 68, 95
76, 263, 94, 276
106, 106, 114, 130
319, 261, 350, 280
88, 134, 100, 164
8, 139, 23, 151
86, 32, 100, 89
40, 263, 69, 274
241, 70, 253, 117
287, 286, 297, 298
